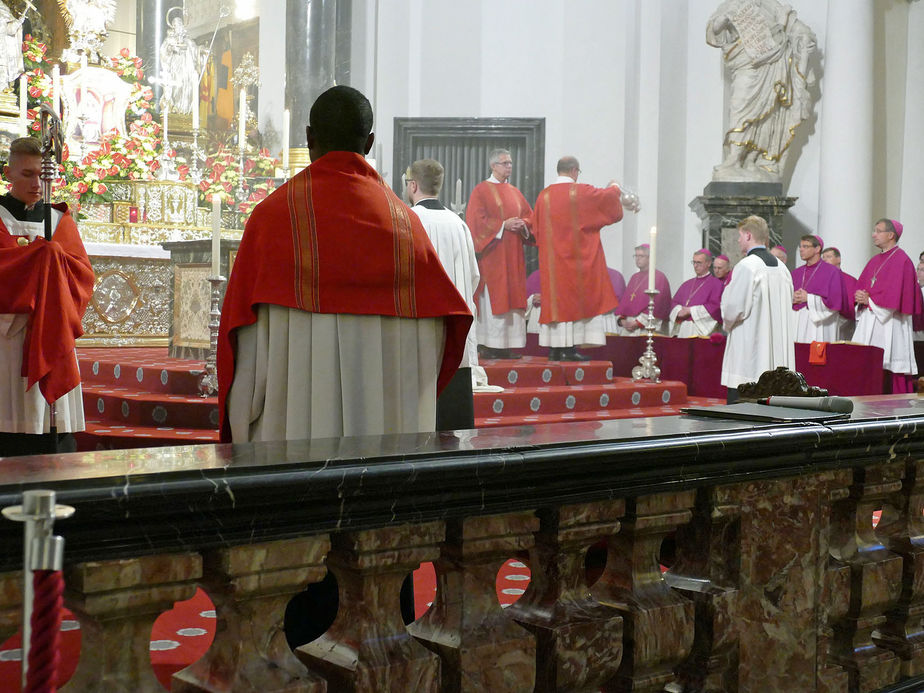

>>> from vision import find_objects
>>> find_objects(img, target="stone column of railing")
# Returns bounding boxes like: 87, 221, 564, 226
669, 487, 740, 692
60, 552, 202, 692
409, 510, 539, 691
818, 469, 853, 693
172, 536, 331, 692
828, 461, 905, 691
506, 499, 626, 691
874, 456, 924, 677
0, 570, 20, 643
297, 522, 444, 691
590, 490, 696, 691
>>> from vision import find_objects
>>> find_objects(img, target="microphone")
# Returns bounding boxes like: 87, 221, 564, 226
758, 396, 854, 414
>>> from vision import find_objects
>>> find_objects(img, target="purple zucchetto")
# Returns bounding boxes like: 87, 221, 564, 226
695, 248, 712, 258
813, 235, 824, 249
716, 254, 729, 262
891, 219, 904, 239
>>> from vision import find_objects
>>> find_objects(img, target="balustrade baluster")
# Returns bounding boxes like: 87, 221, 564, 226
819, 470, 853, 692
828, 462, 905, 691
60, 552, 202, 692
506, 499, 625, 692
296, 522, 443, 691
409, 510, 539, 692
873, 458, 924, 677
590, 490, 695, 692
0, 570, 20, 643
172, 536, 330, 692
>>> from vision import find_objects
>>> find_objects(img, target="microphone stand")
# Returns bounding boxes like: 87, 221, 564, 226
39, 105, 64, 453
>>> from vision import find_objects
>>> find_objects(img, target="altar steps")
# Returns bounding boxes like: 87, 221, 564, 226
72, 348, 723, 451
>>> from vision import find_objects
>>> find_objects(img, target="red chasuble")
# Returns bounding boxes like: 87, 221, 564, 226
532, 182, 623, 324
217, 151, 473, 439
0, 207, 94, 403
856, 246, 923, 318
465, 180, 534, 314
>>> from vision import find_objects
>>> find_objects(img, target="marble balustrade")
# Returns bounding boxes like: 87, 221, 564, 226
3, 397, 924, 691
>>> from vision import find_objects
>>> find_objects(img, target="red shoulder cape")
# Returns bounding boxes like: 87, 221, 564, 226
0, 207, 94, 403
217, 152, 473, 441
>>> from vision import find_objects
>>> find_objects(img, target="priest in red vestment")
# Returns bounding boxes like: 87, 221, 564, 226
616, 244, 671, 334
217, 86, 472, 443
854, 219, 923, 393
668, 249, 723, 337
465, 148, 534, 360
822, 246, 857, 340
0, 137, 94, 456
532, 156, 624, 360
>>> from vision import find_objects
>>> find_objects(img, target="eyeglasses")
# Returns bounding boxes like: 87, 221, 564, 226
493, 161, 513, 167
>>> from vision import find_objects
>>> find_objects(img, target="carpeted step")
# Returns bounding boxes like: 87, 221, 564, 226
480, 357, 614, 388
475, 378, 687, 418
82, 385, 219, 430
76, 420, 219, 450
77, 347, 206, 396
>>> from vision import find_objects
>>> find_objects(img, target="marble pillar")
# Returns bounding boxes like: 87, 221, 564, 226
817, 0, 875, 277
900, 1, 924, 256
285, 0, 351, 150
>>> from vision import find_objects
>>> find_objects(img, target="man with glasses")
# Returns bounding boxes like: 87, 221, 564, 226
466, 148, 533, 360
791, 234, 844, 343
668, 249, 723, 337
853, 219, 923, 393
616, 243, 671, 335
531, 155, 627, 360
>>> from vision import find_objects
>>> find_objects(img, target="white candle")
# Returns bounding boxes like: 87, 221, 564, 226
211, 198, 222, 276
191, 95, 199, 131
648, 226, 657, 289
281, 108, 290, 172
52, 64, 61, 116
18, 74, 26, 133
238, 88, 246, 149
455, 178, 462, 207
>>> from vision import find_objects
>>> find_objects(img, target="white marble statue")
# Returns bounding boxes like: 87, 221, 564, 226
58, 0, 117, 63
159, 8, 207, 115
707, 0, 816, 184
0, 3, 24, 89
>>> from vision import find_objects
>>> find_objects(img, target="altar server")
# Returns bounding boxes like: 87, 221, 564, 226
0, 137, 94, 456
668, 249, 723, 337
217, 86, 471, 443
465, 148, 534, 360
721, 215, 794, 399
853, 219, 923, 393
407, 158, 480, 429
616, 243, 671, 335
532, 156, 624, 360
791, 234, 844, 343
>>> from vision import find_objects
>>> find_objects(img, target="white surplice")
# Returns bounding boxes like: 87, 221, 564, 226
0, 207, 84, 434
853, 298, 917, 375
793, 294, 839, 343
668, 304, 719, 338
720, 253, 795, 388
227, 305, 444, 443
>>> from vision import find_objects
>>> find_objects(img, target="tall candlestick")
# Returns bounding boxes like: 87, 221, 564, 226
162, 107, 168, 143
238, 88, 246, 148
281, 109, 290, 172
51, 64, 61, 116
192, 96, 199, 131
455, 178, 462, 207
648, 226, 657, 289
211, 198, 222, 276
18, 74, 26, 133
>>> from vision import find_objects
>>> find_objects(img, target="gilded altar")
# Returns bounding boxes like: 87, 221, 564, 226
79, 179, 243, 347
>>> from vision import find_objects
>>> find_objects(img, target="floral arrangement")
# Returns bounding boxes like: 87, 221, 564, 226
15, 38, 280, 217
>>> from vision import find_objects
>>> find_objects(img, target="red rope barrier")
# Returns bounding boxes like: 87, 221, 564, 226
24, 569, 63, 693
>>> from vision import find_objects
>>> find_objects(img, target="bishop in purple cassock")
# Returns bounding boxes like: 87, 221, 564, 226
616, 243, 671, 335
669, 249, 723, 337
791, 234, 845, 343
854, 219, 924, 392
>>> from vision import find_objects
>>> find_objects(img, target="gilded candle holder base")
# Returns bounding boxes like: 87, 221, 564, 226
631, 288, 661, 383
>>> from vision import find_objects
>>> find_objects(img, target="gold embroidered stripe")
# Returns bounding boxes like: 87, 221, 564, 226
381, 180, 416, 316
288, 170, 320, 312
568, 184, 586, 315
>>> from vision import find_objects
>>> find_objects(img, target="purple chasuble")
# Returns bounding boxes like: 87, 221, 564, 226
670, 274, 723, 322
618, 269, 672, 319
790, 259, 844, 313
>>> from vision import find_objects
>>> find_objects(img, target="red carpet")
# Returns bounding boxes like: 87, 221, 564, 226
0, 558, 530, 691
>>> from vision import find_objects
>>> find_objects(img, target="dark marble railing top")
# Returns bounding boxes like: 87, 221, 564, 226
1, 394, 923, 569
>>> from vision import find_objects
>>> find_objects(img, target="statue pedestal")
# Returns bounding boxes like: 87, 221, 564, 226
689, 182, 797, 263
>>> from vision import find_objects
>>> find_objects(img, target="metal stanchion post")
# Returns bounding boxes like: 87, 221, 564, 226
3, 490, 74, 689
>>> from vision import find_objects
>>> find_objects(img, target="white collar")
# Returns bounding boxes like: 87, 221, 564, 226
553, 175, 575, 184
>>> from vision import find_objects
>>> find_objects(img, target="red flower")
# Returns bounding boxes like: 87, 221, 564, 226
120, 47, 131, 58
76, 182, 88, 194
141, 112, 152, 123
108, 166, 118, 176
135, 69, 143, 81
